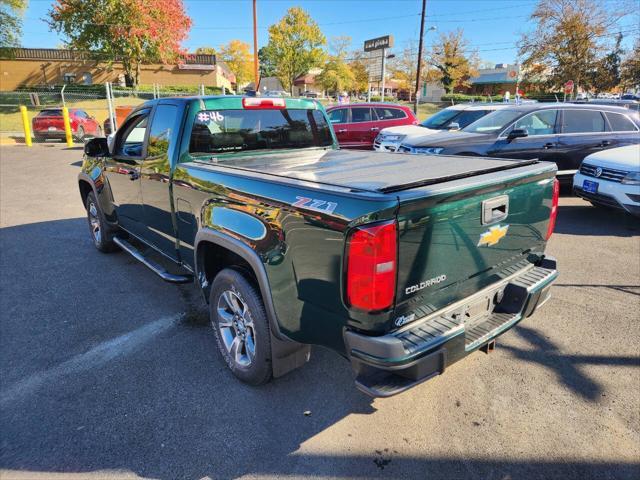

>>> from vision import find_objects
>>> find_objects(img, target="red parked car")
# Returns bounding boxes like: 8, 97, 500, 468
326, 103, 418, 149
32, 108, 102, 142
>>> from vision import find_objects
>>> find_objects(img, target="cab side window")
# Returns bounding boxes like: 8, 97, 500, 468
147, 105, 177, 158
513, 109, 558, 136
328, 108, 348, 124
562, 109, 606, 133
114, 112, 149, 158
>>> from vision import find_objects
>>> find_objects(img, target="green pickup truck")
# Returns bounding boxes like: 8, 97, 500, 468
79, 96, 559, 397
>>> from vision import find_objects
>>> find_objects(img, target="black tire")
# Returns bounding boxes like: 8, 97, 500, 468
33, 134, 45, 143
75, 126, 85, 142
85, 191, 118, 253
209, 268, 273, 386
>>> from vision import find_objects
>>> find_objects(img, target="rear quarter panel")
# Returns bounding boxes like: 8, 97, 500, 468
171, 162, 398, 351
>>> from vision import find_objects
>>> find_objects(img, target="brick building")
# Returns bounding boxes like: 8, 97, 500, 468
0, 48, 236, 91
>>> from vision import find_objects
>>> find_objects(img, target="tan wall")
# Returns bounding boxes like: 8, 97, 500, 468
0, 58, 232, 90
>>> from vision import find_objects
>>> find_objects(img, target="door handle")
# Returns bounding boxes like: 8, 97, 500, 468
337, 129, 347, 133
370, 127, 380, 131
128, 170, 139, 181
600, 140, 611, 147
543, 143, 554, 149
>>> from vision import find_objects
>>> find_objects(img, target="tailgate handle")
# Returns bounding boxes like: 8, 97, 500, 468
482, 195, 509, 225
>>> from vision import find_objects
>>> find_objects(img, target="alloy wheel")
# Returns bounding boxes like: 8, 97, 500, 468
88, 201, 101, 245
216, 290, 256, 367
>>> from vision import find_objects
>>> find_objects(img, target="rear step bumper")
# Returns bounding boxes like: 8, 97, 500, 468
344, 257, 558, 398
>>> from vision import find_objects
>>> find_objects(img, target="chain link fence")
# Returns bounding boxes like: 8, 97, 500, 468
0, 84, 227, 141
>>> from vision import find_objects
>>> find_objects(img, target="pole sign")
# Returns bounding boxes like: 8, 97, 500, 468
364, 35, 394, 52
367, 52, 384, 82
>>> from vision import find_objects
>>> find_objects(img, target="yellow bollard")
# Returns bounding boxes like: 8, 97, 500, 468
19, 106, 32, 147
62, 106, 73, 147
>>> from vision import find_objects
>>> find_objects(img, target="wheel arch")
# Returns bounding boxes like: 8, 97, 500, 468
78, 176, 95, 206
195, 228, 285, 341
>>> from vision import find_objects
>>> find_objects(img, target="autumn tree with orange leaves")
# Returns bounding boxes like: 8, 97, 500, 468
49, 0, 191, 86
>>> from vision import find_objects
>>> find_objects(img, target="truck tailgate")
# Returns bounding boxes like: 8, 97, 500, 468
393, 163, 556, 322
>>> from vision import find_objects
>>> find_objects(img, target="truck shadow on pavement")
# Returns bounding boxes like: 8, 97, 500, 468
1, 218, 639, 479
555, 203, 640, 237
503, 325, 639, 402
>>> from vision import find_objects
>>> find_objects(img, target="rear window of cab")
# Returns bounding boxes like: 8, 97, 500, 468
189, 108, 333, 155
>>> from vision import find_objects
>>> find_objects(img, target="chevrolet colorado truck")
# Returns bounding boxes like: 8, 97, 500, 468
79, 96, 559, 397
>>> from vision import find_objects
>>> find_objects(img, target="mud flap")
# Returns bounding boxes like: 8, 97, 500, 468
270, 333, 311, 378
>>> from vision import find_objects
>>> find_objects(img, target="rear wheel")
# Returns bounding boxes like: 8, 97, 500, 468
209, 268, 273, 386
85, 191, 118, 252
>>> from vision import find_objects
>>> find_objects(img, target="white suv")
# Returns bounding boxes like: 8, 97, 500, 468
573, 144, 640, 217
374, 103, 510, 152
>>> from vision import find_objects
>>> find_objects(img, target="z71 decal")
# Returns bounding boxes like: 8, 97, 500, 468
293, 196, 338, 215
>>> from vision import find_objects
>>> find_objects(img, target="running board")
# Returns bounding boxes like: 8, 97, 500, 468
113, 237, 193, 284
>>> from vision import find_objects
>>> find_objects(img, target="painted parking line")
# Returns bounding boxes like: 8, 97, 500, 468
0, 314, 182, 406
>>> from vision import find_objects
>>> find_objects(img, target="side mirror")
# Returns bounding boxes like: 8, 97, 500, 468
84, 137, 110, 157
448, 122, 460, 131
507, 128, 528, 140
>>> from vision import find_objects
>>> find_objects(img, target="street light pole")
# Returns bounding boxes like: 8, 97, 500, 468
414, 0, 427, 114
253, 0, 259, 91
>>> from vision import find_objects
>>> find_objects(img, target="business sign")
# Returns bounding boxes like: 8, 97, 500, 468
366, 51, 384, 82
364, 35, 394, 52
177, 64, 216, 71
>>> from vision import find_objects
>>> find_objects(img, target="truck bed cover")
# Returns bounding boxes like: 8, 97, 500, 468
203, 149, 541, 193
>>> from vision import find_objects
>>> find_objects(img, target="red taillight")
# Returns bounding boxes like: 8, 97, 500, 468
346, 221, 397, 311
242, 97, 286, 109
546, 178, 560, 240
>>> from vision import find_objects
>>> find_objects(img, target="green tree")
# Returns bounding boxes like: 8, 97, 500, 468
589, 33, 624, 93
518, 0, 625, 91
262, 6, 326, 94
620, 39, 640, 91
0, 0, 28, 48
317, 36, 354, 95
257, 47, 276, 78
347, 51, 369, 94
48, 0, 192, 86
218, 39, 253, 88
426, 29, 478, 94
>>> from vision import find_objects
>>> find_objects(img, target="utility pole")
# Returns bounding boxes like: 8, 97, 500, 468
414, 0, 427, 114
381, 48, 386, 102
253, 0, 259, 91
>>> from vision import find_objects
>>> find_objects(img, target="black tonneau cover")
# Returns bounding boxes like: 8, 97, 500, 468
202, 149, 539, 193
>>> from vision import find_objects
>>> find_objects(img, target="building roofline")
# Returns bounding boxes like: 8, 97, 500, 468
0, 47, 216, 65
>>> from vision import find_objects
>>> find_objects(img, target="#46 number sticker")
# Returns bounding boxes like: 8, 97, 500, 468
197, 111, 224, 123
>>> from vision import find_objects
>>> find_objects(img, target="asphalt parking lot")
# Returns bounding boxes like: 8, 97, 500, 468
1, 144, 639, 480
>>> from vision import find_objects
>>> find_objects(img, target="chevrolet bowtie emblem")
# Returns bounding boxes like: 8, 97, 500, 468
478, 224, 509, 247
